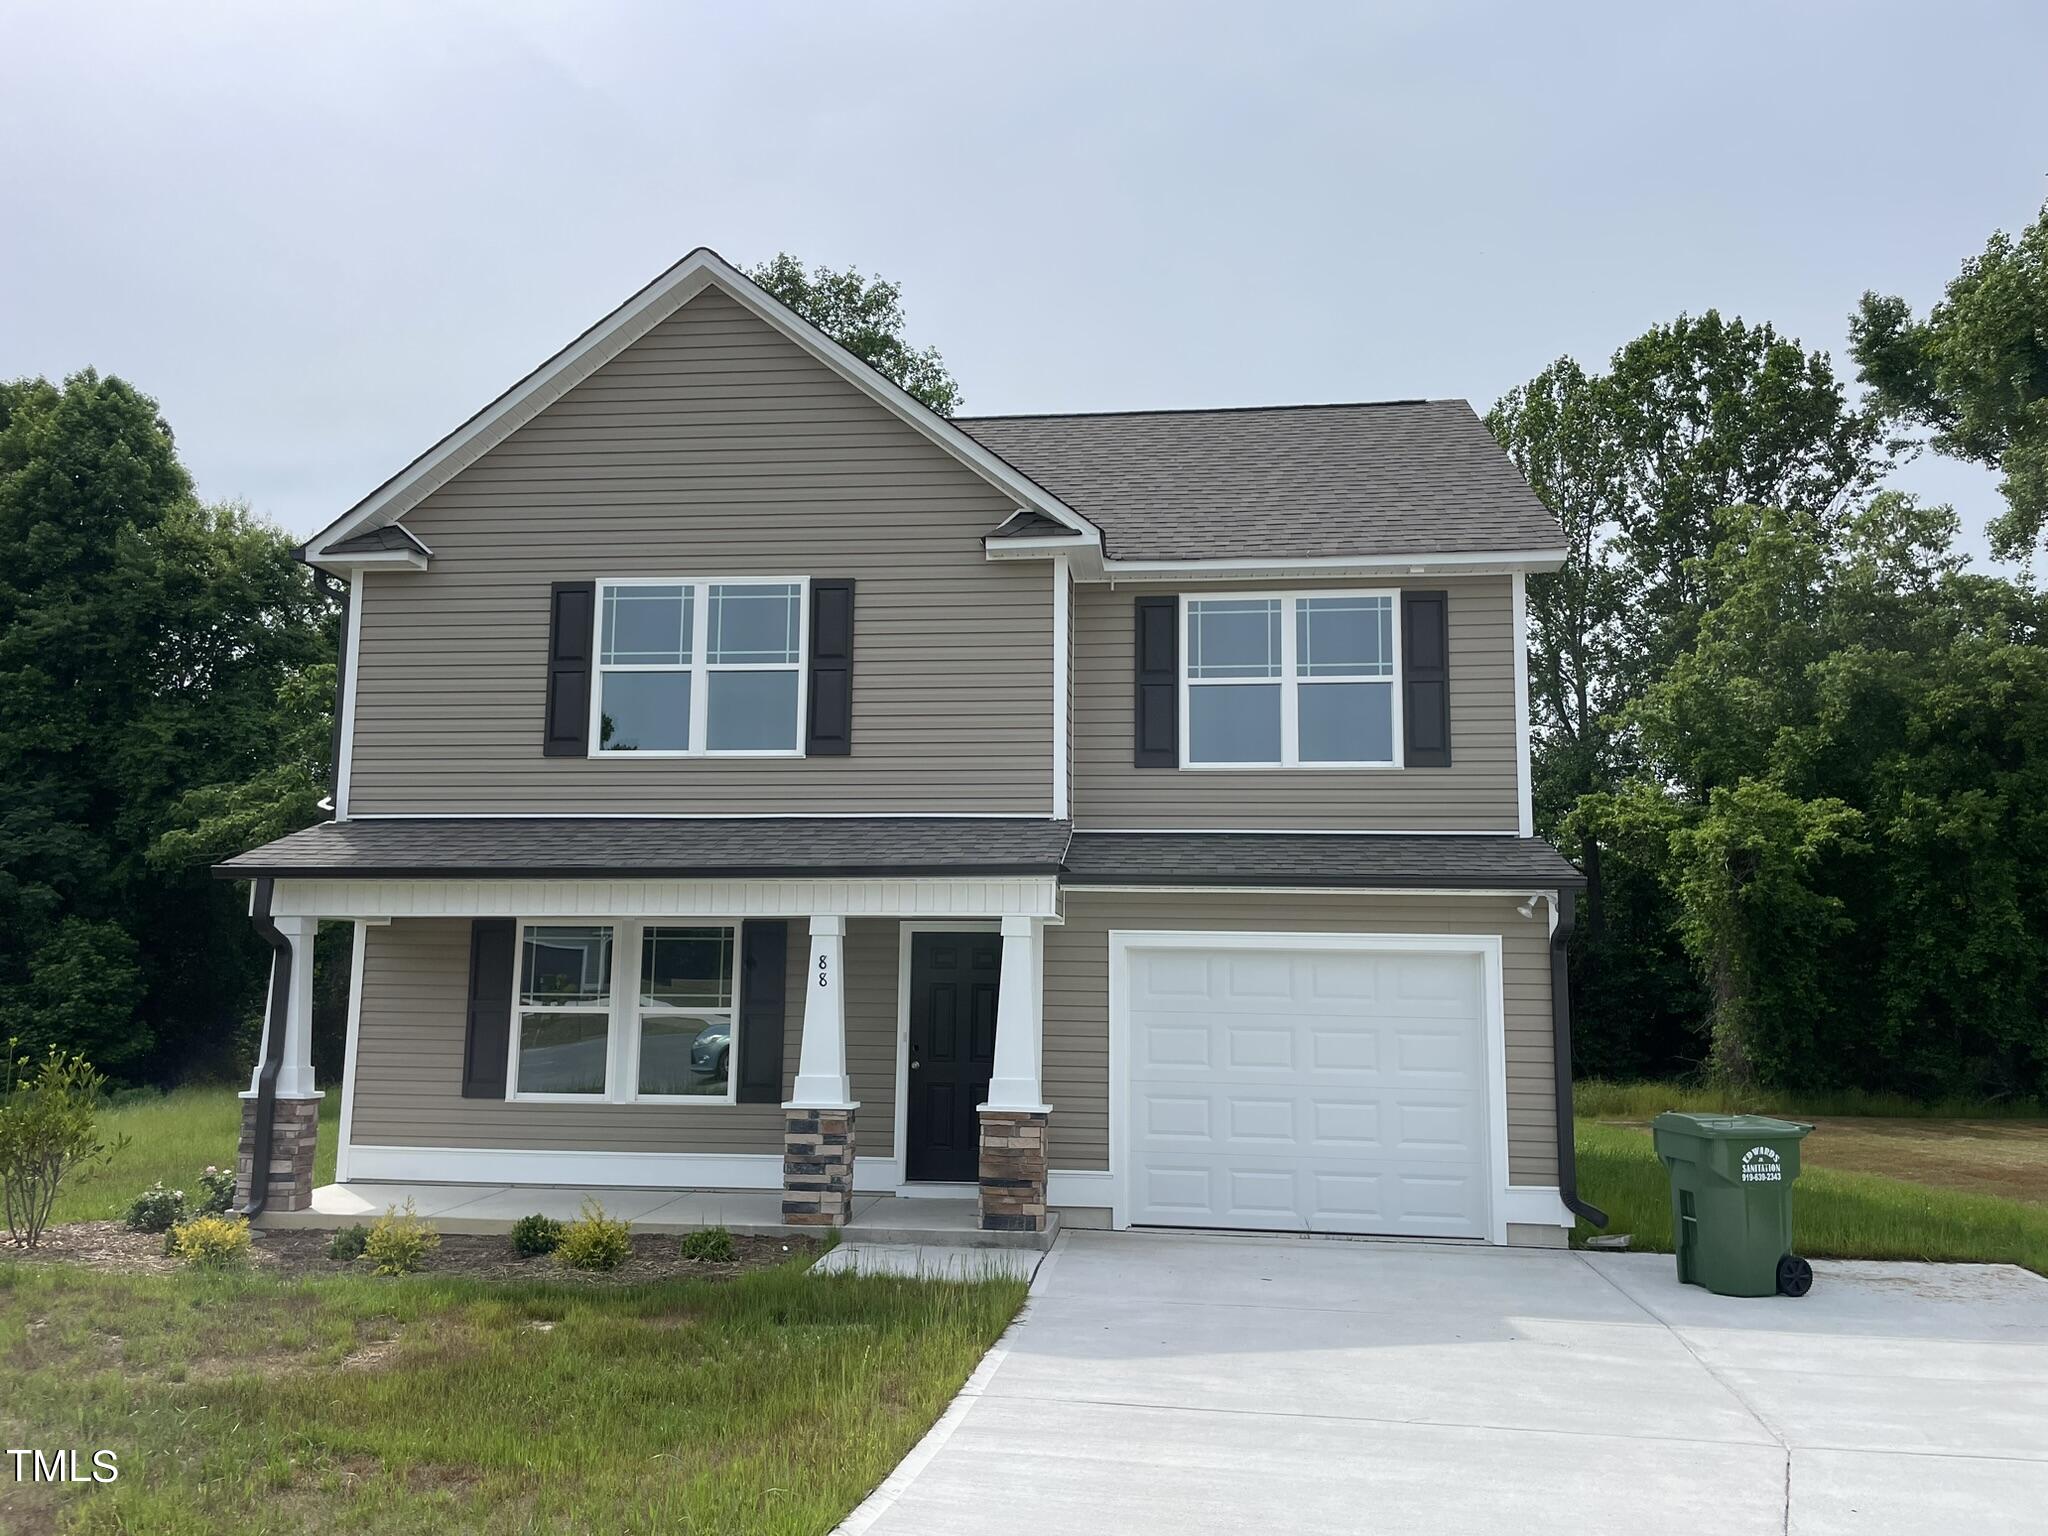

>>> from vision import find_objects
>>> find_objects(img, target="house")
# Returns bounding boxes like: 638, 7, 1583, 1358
220, 248, 1596, 1247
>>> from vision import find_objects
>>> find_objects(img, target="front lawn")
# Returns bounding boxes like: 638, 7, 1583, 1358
0, 1257, 1026, 1534
47, 1086, 340, 1227
1574, 1118, 2048, 1276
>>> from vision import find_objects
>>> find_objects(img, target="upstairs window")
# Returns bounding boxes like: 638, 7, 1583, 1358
1182, 591, 1401, 767
593, 579, 806, 755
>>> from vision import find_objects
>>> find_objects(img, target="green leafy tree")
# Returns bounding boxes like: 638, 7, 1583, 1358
0, 372, 336, 1079
1489, 316, 1885, 1077
1586, 495, 2048, 1092
749, 254, 962, 414
1852, 201, 2048, 561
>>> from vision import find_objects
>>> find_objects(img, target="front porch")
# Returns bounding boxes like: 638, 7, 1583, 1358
261, 1179, 1058, 1249
219, 821, 1072, 1241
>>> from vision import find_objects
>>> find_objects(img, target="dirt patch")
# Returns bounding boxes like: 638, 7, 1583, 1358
1602, 1115, 2048, 1204
10, 1223, 818, 1285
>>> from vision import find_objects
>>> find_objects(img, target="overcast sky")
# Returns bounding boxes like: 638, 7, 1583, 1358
3, 1, 2043, 565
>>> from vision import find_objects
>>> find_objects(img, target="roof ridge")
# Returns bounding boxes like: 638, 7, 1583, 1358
955, 398, 1447, 424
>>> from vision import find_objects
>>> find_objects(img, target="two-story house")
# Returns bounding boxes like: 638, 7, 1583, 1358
221, 248, 1594, 1247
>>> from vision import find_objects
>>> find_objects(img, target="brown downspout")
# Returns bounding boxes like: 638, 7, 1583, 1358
1551, 889, 1608, 1229
241, 876, 290, 1219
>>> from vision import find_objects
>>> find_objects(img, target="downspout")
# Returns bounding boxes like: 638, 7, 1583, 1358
241, 876, 290, 1219
1550, 889, 1608, 1229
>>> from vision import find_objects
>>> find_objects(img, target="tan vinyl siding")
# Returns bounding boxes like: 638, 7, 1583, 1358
346, 286, 1051, 815
1070, 575, 1520, 830
348, 916, 900, 1159
1043, 890, 1557, 1184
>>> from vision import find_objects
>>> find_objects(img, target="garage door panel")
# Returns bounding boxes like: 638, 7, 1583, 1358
1125, 942, 1491, 1239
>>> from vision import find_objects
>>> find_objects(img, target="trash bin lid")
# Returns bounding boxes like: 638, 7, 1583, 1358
1651, 1111, 1812, 1139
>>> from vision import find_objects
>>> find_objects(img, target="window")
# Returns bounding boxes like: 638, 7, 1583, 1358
635, 926, 736, 1099
510, 921, 741, 1104
593, 579, 805, 755
1182, 591, 1400, 767
515, 925, 614, 1096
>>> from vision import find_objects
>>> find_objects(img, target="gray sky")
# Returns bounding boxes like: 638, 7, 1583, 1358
4, 1, 2043, 565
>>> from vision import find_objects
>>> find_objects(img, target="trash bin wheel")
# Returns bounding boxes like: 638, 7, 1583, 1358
1776, 1254, 1813, 1298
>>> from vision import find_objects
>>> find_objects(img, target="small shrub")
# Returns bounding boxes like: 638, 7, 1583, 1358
364, 1200, 440, 1276
679, 1226, 736, 1262
511, 1213, 564, 1257
555, 1198, 631, 1271
194, 1165, 237, 1216
169, 1213, 253, 1268
125, 1180, 190, 1234
327, 1224, 370, 1262
0, 1044, 127, 1249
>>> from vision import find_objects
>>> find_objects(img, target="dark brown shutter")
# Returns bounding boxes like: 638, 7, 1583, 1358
735, 920, 788, 1103
805, 579, 855, 756
542, 581, 596, 757
460, 918, 517, 1099
1402, 589, 1452, 767
1133, 595, 1178, 767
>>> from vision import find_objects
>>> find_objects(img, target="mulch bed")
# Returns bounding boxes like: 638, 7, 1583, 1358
6, 1221, 819, 1284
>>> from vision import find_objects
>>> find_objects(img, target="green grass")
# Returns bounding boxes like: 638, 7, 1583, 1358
49, 1087, 339, 1227
0, 1257, 1026, 1534
1574, 1119, 2048, 1274
1574, 1078, 2048, 1121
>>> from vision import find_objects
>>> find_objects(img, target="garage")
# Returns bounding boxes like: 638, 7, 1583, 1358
1113, 933, 1499, 1238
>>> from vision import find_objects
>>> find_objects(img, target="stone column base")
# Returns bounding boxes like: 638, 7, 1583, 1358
235, 1095, 320, 1213
783, 1107, 856, 1226
978, 1108, 1050, 1232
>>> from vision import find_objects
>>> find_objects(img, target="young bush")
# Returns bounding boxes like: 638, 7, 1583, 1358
364, 1200, 440, 1276
194, 1164, 237, 1215
555, 1198, 631, 1271
511, 1213, 564, 1257
327, 1224, 370, 1262
679, 1226, 736, 1262
169, 1213, 253, 1268
0, 1044, 126, 1248
125, 1179, 190, 1234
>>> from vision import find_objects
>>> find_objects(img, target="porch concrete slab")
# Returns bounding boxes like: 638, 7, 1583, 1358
278, 1181, 510, 1224
811, 1244, 1043, 1282
837, 1230, 2048, 1536
847, 1196, 1059, 1250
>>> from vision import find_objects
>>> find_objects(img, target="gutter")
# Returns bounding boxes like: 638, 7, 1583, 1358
241, 876, 291, 1220
1550, 890, 1607, 1229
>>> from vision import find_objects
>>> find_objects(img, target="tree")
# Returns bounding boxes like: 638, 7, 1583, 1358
1852, 201, 2048, 561
0, 372, 336, 1080
749, 254, 963, 414
1584, 495, 2048, 1092
1489, 315, 1887, 1078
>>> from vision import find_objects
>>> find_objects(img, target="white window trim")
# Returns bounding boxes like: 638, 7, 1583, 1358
588, 576, 810, 759
1176, 588, 1405, 770
506, 918, 745, 1107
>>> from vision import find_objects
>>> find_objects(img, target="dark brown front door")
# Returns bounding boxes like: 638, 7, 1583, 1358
906, 930, 1002, 1182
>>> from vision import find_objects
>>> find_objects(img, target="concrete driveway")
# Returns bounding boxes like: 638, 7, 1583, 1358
838, 1230, 2048, 1535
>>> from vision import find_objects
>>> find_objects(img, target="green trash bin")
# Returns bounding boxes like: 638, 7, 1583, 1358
1651, 1112, 1815, 1298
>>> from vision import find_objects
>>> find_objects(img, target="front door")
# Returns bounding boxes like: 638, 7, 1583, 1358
905, 930, 1002, 1182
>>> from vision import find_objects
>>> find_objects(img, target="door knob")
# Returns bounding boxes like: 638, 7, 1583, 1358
911, 1059, 922, 1070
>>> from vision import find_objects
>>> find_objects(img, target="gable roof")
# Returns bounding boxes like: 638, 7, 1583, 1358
298, 247, 1098, 566
958, 400, 1564, 562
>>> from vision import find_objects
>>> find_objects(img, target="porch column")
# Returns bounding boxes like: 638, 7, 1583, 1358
783, 916, 858, 1226
237, 916, 323, 1213
979, 915, 1051, 1232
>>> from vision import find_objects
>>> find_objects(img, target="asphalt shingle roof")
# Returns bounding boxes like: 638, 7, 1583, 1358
957, 400, 1563, 562
216, 818, 1073, 880
1062, 832, 1584, 890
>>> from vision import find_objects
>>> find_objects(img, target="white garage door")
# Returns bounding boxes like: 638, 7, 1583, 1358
1121, 939, 1492, 1238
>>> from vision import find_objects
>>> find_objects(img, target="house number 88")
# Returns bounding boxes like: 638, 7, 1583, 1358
816, 956, 830, 988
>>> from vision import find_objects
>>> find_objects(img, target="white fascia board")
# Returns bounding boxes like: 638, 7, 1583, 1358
267, 873, 1064, 921
301, 247, 1099, 563
1070, 547, 1568, 583
309, 549, 430, 573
